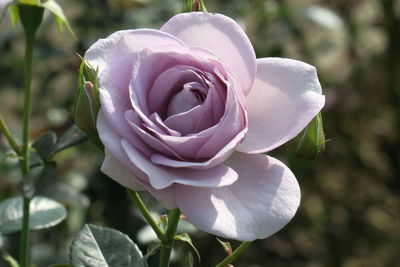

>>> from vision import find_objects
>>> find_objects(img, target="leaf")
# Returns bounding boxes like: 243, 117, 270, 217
22, 165, 43, 199
48, 264, 71, 267
0, 196, 67, 234
144, 240, 160, 259
52, 125, 87, 155
216, 238, 232, 255
41, 0, 76, 38
32, 132, 57, 161
70, 224, 146, 267
35, 162, 57, 193
1, 250, 20, 267
174, 233, 200, 262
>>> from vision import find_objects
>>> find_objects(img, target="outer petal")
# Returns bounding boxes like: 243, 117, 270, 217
97, 112, 177, 208
101, 152, 144, 191
84, 30, 132, 74
175, 153, 300, 241
87, 30, 186, 144
161, 12, 256, 95
237, 58, 325, 154
121, 140, 238, 190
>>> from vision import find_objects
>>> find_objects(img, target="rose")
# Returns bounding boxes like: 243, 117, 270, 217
84, 12, 325, 241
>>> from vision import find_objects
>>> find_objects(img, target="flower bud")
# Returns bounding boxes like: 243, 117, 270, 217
72, 59, 103, 149
181, 0, 207, 13
287, 112, 326, 177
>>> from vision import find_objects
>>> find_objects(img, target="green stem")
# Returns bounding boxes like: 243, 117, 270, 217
128, 190, 166, 242
0, 113, 20, 155
19, 30, 35, 267
215, 242, 252, 267
159, 208, 181, 267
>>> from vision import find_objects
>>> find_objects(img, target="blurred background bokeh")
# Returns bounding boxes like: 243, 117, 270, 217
1, 0, 400, 266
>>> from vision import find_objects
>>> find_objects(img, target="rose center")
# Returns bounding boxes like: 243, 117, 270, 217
167, 82, 208, 117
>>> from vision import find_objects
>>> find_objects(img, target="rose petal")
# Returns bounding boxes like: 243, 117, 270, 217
164, 105, 203, 135
124, 110, 184, 160
150, 128, 246, 170
175, 153, 300, 241
196, 95, 246, 158
237, 58, 325, 154
161, 12, 256, 95
86, 30, 186, 143
148, 66, 205, 116
101, 152, 145, 191
97, 112, 177, 208
121, 139, 238, 189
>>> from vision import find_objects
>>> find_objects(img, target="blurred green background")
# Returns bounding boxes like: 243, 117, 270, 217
1, 0, 400, 266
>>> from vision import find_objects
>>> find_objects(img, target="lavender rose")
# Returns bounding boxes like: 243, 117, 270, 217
84, 12, 325, 241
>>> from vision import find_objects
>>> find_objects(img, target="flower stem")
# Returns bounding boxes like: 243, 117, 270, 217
215, 241, 252, 267
128, 190, 166, 242
159, 208, 181, 267
0, 113, 20, 155
19, 30, 35, 267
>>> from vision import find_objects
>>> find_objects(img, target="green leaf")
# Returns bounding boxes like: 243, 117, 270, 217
0, 196, 67, 234
70, 224, 146, 267
22, 165, 43, 199
32, 131, 57, 161
48, 264, 71, 267
174, 233, 200, 262
35, 162, 57, 192
1, 250, 20, 267
144, 240, 161, 259
52, 125, 87, 155
41, 0, 76, 38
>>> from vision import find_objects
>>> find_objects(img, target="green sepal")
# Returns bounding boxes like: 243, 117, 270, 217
18, 0, 40, 5
41, 0, 76, 39
216, 238, 232, 256
0, 1, 18, 27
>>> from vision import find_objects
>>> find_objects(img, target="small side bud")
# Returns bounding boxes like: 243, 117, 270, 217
287, 112, 326, 177
192, 0, 200, 11
72, 58, 103, 150
181, 0, 207, 13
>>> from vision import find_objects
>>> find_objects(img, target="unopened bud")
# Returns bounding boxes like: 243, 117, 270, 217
72, 59, 103, 149
181, 0, 207, 13
287, 112, 326, 177
192, 0, 200, 11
